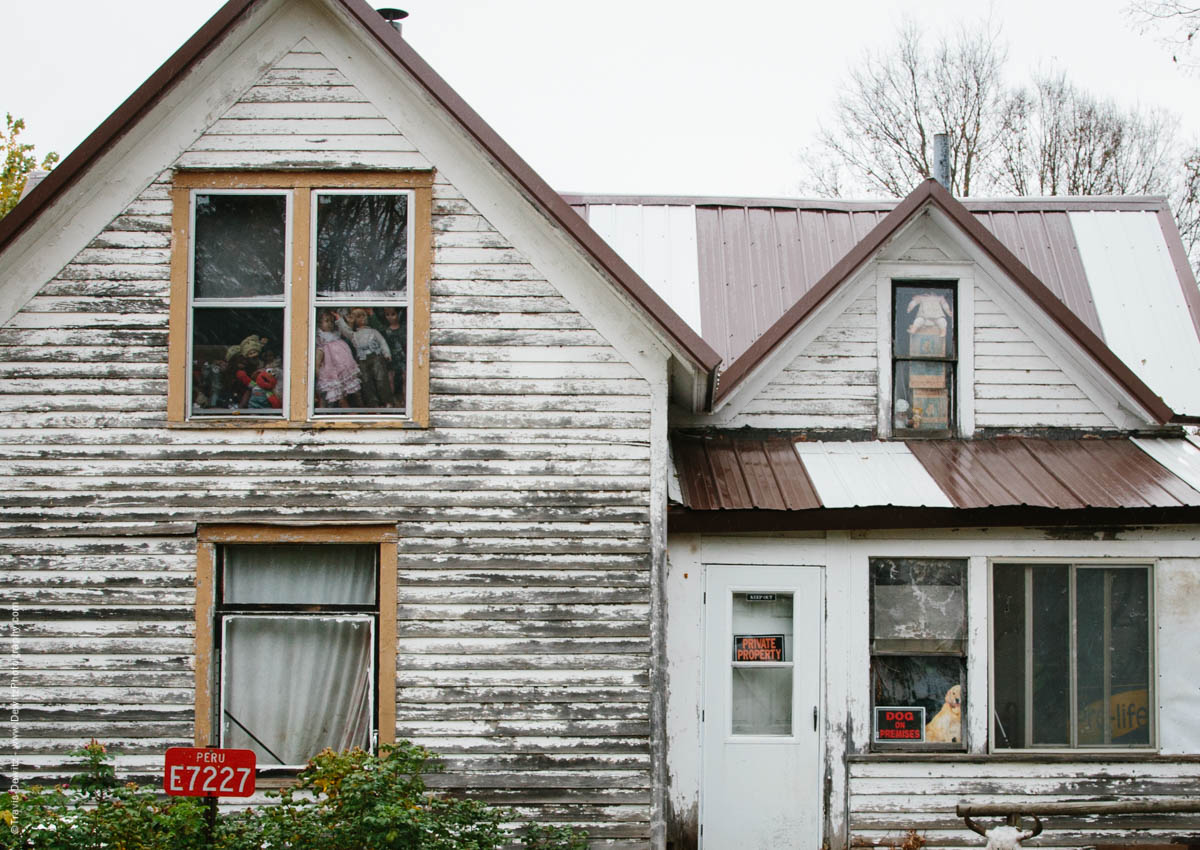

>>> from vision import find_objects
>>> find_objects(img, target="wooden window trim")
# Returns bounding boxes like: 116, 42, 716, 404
194, 524, 398, 755
168, 171, 433, 428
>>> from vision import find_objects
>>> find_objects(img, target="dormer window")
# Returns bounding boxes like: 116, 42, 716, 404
892, 281, 957, 436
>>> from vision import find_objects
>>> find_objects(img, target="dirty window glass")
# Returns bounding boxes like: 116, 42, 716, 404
870, 558, 967, 749
194, 194, 286, 300
893, 283, 956, 433
993, 565, 1151, 749
731, 592, 794, 736
312, 192, 411, 417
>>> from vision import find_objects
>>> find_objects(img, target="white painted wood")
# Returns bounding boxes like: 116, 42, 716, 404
1154, 558, 1200, 753
966, 556, 988, 753
702, 564, 823, 850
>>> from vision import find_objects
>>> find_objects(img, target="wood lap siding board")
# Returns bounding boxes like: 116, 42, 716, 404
725, 286, 879, 429
972, 286, 1115, 430
848, 759, 1200, 848
0, 43, 655, 846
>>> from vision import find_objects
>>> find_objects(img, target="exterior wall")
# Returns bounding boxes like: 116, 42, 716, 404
0, 41, 660, 848
718, 286, 878, 431
664, 530, 1200, 850
973, 284, 1115, 430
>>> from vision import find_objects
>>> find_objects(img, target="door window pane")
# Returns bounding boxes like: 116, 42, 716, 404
731, 592, 793, 736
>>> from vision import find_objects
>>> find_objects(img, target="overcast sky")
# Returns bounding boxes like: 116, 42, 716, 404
5, 0, 1195, 198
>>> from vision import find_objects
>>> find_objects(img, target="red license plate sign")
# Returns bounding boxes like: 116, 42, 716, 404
163, 747, 256, 797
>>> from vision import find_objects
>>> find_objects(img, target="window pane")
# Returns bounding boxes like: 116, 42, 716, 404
223, 544, 376, 605
190, 307, 284, 414
312, 306, 405, 413
992, 565, 1026, 748
895, 285, 955, 356
894, 361, 953, 431
732, 592, 793, 662
872, 656, 964, 745
194, 194, 286, 300
315, 193, 409, 297
1030, 567, 1070, 745
1076, 569, 1151, 746
222, 616, 372, 765
871, 558, 965, 651
732, 667, 793, 735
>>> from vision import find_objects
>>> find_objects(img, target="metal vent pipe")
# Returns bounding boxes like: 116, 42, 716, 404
378, 8, 408, 35
933, 133, 951, 192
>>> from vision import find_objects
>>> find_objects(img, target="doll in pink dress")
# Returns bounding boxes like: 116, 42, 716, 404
314, 309, 362, 407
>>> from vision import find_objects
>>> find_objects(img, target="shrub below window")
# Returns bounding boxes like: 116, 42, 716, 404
2, 740, 589, 850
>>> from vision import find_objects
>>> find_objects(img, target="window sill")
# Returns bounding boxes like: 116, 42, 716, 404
168, 418, 428, 430
850, 750, 1175, 763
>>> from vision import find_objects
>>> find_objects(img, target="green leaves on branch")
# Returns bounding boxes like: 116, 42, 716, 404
1, 113, 58, 220
1, 741, 590, 850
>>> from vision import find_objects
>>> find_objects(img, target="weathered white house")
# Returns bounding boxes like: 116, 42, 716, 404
4, 2, 1200, 850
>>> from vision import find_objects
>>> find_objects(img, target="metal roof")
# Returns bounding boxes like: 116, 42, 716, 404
671, 433, 1200, 514
569, 191, 1200, 418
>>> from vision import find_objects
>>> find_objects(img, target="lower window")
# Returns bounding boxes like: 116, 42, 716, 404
870, 558, 967, 749
196, 528, 396, 768
992, 564, 1153, 749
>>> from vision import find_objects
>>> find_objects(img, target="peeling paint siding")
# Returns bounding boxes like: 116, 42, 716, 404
846, 759, 1200, 849
0, 47, 655, 848
973, 286, 1115, 430
724, 287, 879, 429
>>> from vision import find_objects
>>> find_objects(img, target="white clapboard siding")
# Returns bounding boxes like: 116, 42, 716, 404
726, 286, 879, 429
847, 757, 1200, 849
175, 41, 432, 172
0, 62, 653, 844
973, 287, 1115, 430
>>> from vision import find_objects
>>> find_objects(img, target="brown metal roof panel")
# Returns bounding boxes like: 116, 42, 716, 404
1078, 439, 1200, 507
772, 209, 809, 309
735, 439, 787, 510
1028, 439, 1146, 508
747, 207, 787, 335
763, 437, 822, 510
983, 439, 1088, 508
907, 440, 1017, 508
695, 207, 734, 364
1039, 211, 1102, 336
672, 434, 720, 510
797, 210, 838, 296
705, 436, 755, 509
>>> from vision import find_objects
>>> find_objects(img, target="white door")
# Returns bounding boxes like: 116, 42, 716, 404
701, 564, 823, 849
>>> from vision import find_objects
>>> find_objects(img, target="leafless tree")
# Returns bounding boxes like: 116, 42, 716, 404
800, 20, 1007, 198
994, 73, 1179, 197
1127, 1, 1200, 66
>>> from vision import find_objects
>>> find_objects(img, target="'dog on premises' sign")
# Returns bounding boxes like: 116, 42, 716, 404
163, 747, 256, 797
874, 706, 926, 743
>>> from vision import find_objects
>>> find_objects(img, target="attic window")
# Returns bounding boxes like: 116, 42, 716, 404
892, 282, 956, 436
167, 172, 432, 428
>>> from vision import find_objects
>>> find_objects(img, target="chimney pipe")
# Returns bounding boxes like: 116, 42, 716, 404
933, 133, 951, 192
377, 8, 408, 35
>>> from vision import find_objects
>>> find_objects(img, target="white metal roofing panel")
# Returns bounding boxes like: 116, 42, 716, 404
584, 204, 702, 334
793, 441, 953, 508
1069, 210, 1200, 416
1132, 437, 1200, 497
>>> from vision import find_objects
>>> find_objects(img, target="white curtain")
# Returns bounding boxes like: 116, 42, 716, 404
220, 545, 376, 765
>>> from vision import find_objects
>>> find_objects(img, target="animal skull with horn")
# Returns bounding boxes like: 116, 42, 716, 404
963, 815, 1043, 850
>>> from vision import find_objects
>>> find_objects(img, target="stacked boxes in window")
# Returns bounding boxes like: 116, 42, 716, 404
908, 331, 948, 430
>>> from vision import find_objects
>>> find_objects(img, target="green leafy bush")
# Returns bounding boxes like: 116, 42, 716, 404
1, 740, 589, 850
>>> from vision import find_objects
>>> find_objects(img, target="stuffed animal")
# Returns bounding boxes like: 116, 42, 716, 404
925, 684, 962, 743
907, 291, 953, 336
247, 368, 279, 409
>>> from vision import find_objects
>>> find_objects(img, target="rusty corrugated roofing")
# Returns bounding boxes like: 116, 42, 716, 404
671, 433, 1200, 512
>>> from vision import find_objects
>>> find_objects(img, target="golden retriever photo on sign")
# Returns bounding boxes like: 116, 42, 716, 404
925, 684, 962, 743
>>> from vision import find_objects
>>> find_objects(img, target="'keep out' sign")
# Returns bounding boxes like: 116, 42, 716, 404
163, 747, 256, 797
